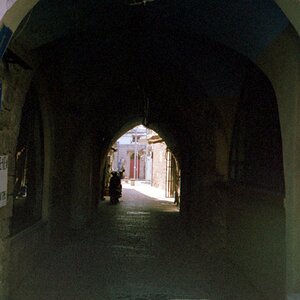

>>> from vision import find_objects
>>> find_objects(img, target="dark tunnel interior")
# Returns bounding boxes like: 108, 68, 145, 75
2, 0, 293, 298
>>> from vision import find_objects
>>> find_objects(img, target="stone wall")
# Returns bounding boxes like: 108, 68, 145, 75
151, 142, 166, 191
225, 186, 285, 299
9, 221, 48, 297
256, 26, 300, 297
0, 45, 35, 297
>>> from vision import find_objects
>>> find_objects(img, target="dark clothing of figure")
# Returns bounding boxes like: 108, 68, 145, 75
109, 173, 121, 192
109, 173, 121, 204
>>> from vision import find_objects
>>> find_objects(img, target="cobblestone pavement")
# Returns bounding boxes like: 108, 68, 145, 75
11, 183, 265, 300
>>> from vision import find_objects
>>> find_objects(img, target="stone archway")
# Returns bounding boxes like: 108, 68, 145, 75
1, 1, 300, 299
256, 25, 300, 298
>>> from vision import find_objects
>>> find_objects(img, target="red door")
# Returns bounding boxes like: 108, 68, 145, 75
130, 158, 140, 179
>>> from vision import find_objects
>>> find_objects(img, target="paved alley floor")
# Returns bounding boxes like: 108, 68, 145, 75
10, 182, 265, 300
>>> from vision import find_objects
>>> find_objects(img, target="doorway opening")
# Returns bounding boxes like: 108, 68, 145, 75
102, 124, 180, 206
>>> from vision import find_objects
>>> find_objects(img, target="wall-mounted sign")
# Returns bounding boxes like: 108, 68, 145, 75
0, 155, 8, 208
0, 25, 12, 59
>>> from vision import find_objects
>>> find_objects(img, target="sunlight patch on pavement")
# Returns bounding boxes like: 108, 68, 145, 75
122, 181, 175, 202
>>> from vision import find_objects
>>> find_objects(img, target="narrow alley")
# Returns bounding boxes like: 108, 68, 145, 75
11, 183, 264, 300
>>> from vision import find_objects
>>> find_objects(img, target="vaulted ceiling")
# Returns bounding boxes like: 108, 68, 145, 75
16, 0, 289, 58
13, 0, 290, 99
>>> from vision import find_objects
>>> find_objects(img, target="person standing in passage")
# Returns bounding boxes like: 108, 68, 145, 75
109, 172, 121, 204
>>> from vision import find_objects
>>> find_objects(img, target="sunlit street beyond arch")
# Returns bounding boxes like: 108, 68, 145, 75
11, 182, 263, 300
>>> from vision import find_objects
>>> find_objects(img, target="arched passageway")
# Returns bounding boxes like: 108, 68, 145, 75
11, 187, 267, 300
7, 61, 287, 299
0, 1, 299, 299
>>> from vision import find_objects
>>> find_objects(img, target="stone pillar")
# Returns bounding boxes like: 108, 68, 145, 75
0, 162, 12, 299
70, 133, 93, 229
257, 26, 300, 298
189, 147, 216, 232
0, 130, 17, 299
180, 103, 217, 237
188, 150, 206, 224
179, 154, 192, 223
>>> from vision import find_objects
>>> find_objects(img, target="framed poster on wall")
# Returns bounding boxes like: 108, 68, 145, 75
0, 155, 8, 208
